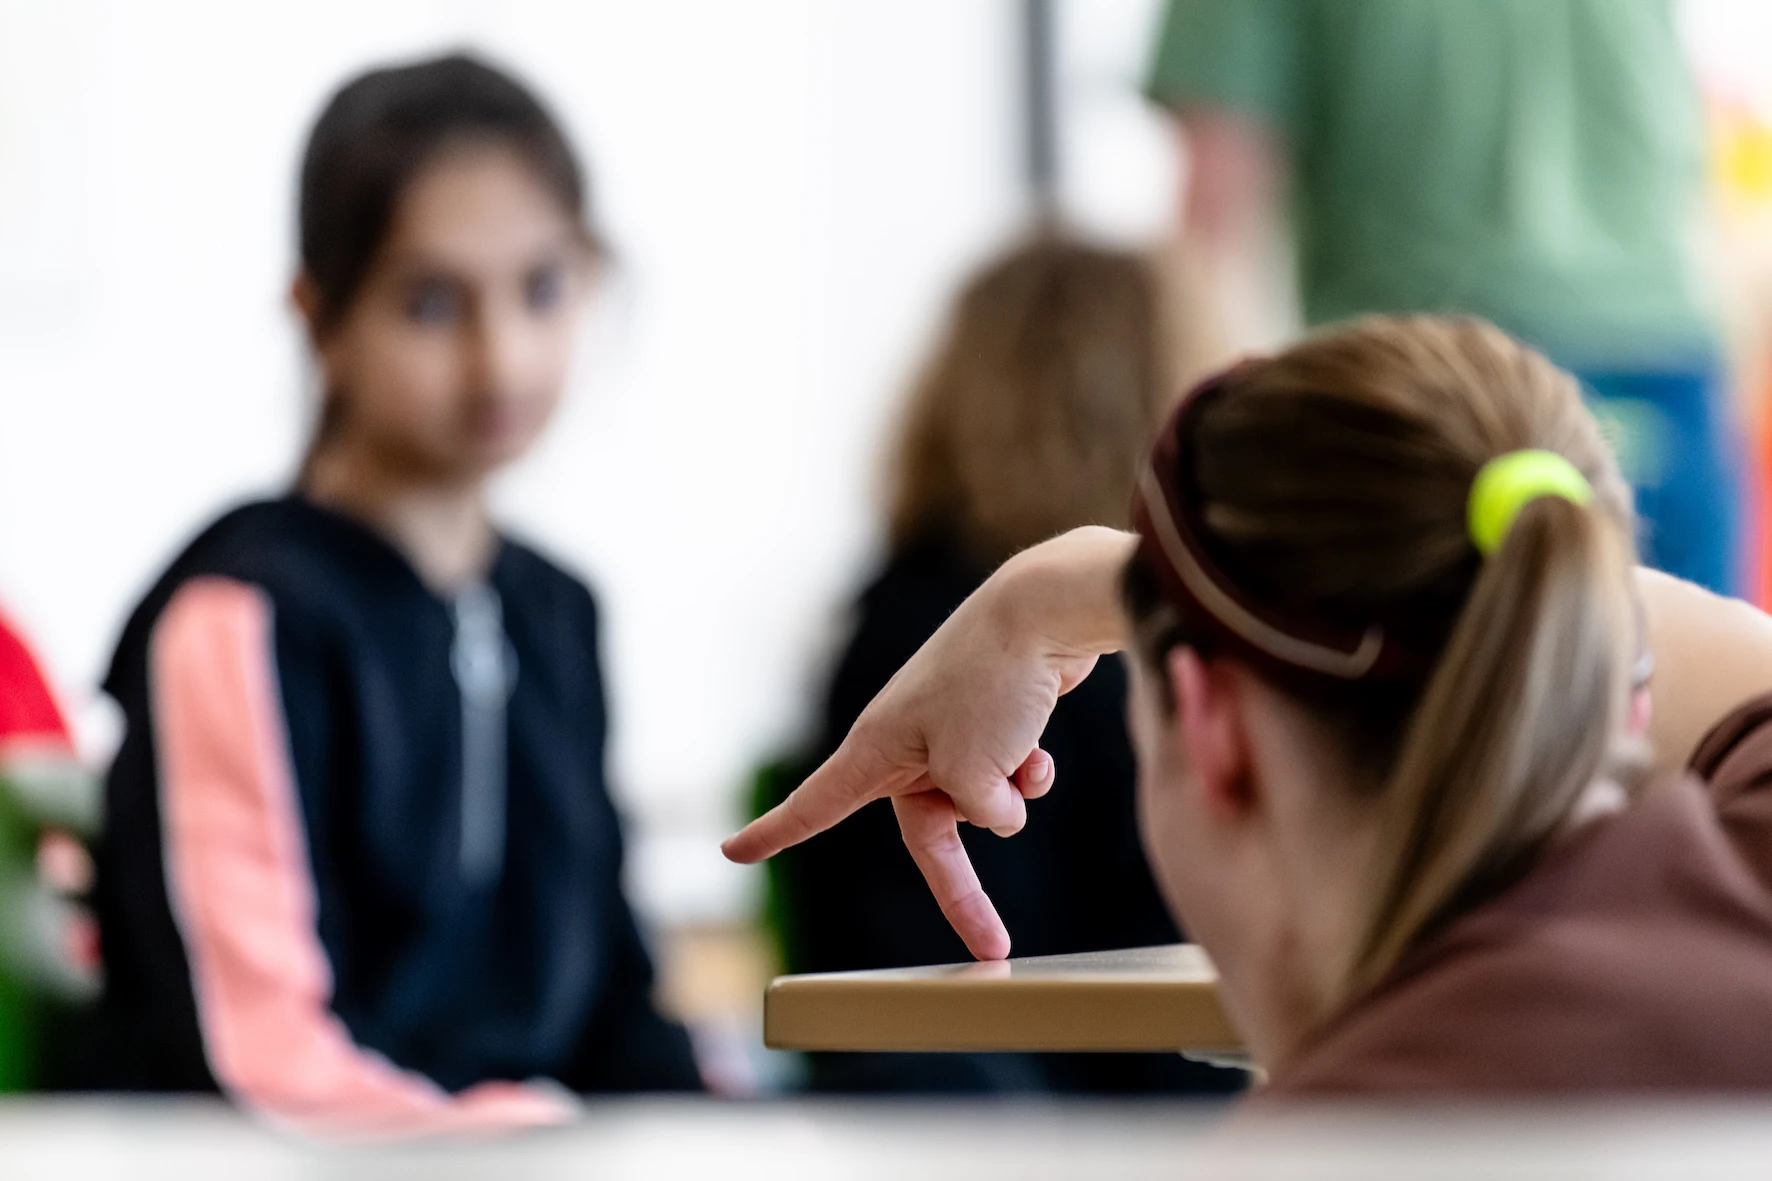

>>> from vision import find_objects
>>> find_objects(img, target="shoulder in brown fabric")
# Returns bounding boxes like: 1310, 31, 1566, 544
1263, 735, 1772, 1097
1690, 691, 1772, 898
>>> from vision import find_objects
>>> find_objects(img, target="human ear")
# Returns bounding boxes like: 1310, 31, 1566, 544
1166, 647, 1256, 820
290, 271, 326, 345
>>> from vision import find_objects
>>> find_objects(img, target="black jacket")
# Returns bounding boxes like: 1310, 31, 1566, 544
79, 497, 697, 1097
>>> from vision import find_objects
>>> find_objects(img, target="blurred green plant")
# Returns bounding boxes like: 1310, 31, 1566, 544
747, 754, 813, 977
0, 754, 101, 1092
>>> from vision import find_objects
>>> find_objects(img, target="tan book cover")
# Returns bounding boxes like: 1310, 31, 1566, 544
764, 943, 1239, 1055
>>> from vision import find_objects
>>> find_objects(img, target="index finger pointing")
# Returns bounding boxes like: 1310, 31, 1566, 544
722, 788, 824, 865
721, 734, 904, 864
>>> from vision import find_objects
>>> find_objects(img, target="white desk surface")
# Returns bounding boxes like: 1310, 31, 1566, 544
7, 1096, 1772, 1180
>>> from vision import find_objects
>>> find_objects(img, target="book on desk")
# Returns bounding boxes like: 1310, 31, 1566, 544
763, 943, 1241, 1059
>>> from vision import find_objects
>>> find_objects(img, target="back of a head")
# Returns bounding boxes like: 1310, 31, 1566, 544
1126, 315, 1642, 1006
888, 235, 1170, 564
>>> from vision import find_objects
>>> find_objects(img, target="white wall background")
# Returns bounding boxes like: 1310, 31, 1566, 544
0, 0, 1174, 924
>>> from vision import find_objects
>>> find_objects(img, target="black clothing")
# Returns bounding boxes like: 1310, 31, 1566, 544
79, 497, 697, 1095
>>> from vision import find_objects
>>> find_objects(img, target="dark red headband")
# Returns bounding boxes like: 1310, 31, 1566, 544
1130, 372, 1430, 689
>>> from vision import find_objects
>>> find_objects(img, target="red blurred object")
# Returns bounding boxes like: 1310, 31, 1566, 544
0, 605, 73, 756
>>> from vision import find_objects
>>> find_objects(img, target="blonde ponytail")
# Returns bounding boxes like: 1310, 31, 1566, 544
1343, 492, 1640, 998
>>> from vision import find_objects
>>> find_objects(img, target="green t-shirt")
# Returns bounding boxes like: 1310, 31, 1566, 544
1148, 0, 1716, 366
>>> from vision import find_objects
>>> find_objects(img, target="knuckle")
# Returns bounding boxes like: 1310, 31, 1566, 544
782, 788, 820, 836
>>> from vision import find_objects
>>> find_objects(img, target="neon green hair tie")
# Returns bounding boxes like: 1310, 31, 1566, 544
1467, 449, 1593, 556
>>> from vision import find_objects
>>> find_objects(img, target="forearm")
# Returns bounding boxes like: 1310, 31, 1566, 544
721, 528, 1142, 958
1171, 110, 1291, 357
1638, 567, 1772, 774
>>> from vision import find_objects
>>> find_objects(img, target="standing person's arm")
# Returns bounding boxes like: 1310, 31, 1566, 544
1170, 112, 1287, 353
1147, 0, 1299, 354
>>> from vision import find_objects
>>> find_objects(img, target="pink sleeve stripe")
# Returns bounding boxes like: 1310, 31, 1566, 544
151, 576, 575, 1139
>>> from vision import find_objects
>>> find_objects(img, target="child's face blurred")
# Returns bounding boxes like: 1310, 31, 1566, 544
311, 145, 591, 482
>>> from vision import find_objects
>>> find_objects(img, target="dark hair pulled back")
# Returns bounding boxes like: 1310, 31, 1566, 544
299, 50, 593, 328
296, 52, 596, 476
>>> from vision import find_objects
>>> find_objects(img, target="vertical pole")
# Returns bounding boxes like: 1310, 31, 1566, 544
1022, 0, 1061, 221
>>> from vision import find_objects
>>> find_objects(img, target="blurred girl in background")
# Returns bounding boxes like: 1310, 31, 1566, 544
768, 236, 1239, 1094
78, 54, 699, 1134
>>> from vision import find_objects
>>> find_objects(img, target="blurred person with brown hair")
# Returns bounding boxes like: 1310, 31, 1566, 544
73, 54, 699, 1136
734, 315, 1772, 1096
764, 235, 1241, 1094
1148, 0, 1745, 597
